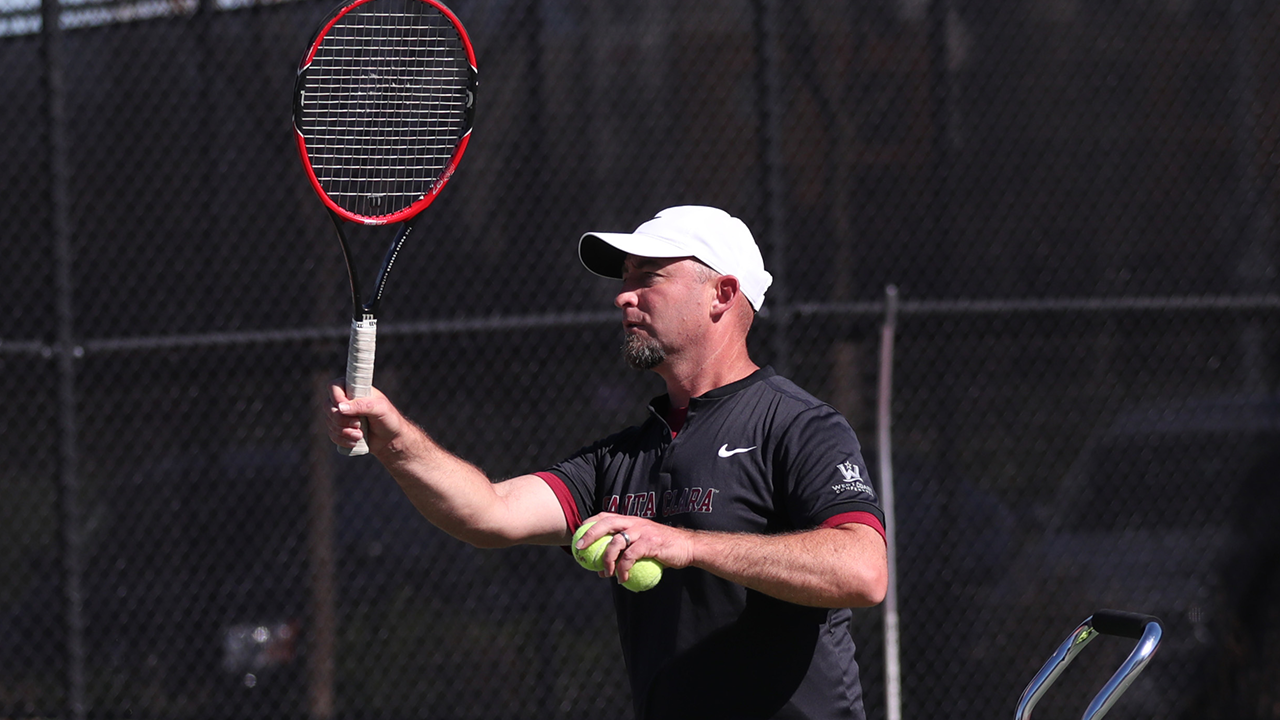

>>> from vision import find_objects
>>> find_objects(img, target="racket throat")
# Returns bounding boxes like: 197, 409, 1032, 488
328, 210, 416, 320
328, 210, 367, 314
369, 218, 417, 313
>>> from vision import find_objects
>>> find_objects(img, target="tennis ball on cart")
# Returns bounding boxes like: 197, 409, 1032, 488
572, 521, 611, 572
621, 558, 664, 592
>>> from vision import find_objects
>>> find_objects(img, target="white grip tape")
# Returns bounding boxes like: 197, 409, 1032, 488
339, 318, 377, 456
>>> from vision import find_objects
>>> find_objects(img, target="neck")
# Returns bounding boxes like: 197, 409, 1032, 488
657, 340, 758, 407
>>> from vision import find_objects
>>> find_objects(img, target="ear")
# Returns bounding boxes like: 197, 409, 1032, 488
709, 275, 742, 321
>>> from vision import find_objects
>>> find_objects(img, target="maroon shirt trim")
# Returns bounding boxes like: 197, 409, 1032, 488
666, 406, 688, 436
536, 471, 582, 532
822, 510, 886, 543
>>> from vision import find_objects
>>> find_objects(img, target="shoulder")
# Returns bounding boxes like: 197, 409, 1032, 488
704, 371, 854, 453
757, 373, 830, 410
730, 371, 842, 426
741, 375, 862, 460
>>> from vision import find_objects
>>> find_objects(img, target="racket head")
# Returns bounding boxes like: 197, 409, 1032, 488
293, 0, 477, 226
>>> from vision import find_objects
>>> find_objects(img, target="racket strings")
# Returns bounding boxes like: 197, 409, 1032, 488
300, 0, 471, 219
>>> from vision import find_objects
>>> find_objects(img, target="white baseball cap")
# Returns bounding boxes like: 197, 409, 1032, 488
579, 206, 774, 310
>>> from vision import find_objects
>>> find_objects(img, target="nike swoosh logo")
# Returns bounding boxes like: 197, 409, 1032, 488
718, 444, 757, 458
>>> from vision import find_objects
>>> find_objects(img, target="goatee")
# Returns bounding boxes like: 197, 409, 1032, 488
622, 333, 666, 371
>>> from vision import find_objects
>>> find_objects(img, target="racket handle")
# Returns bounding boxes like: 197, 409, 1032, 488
339, 318, 377, 457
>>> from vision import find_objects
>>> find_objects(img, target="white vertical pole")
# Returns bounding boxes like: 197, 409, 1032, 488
878, 285, 902, 720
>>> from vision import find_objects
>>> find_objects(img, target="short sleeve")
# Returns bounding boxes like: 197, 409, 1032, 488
774, 405, 884, 531
541, 435, 613, 532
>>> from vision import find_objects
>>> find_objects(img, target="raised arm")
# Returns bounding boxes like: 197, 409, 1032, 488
328, 382, 570, 548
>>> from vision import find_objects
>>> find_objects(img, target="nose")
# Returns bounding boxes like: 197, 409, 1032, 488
615, 287, 637, 309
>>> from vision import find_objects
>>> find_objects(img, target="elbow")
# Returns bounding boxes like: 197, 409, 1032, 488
461, 533, 504, 550
454, 527, 520, 550
827, 525, 889, 608
806, 561, 887, 609
841, 558, 889, 609
854, 570, 888, 608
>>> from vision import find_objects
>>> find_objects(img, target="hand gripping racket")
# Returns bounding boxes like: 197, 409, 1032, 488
293, 0, 477, 455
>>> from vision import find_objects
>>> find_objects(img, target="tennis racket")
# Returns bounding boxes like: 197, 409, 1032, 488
293, 0, 477, 455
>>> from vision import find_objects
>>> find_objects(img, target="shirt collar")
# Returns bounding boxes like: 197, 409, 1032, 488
648, 365, 775, 417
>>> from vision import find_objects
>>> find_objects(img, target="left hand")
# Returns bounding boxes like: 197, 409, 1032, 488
574, 513, 696, 584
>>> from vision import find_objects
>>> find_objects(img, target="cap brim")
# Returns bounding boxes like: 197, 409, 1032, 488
578, 231, 692, 279
578, 233, 629, 279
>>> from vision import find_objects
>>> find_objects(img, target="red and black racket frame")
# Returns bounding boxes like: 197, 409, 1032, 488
292, 0, 477, 322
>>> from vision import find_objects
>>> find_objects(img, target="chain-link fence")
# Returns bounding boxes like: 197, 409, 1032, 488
3, 0, 1279, 718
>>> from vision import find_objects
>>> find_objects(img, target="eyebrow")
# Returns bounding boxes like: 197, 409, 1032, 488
623, 256, 671, 272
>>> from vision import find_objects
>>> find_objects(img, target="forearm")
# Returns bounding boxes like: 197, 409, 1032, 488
687, 524, 887, 608
331, 385, 567, 548
373, 420, 512, 546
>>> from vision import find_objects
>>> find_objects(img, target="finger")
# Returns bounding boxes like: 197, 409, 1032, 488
336, 399, 365, 417
337, 422, 364, 444
574, 513, 623, 549
325, 404, 361, 445
327, 415, 365, 445
328, 398, 361, 423
601, 533, 632, 576
615, 552, 636, 583
330, 379, 352, 405
336, 393, 385, 419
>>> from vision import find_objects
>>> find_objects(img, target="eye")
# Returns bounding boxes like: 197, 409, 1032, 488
624, 269, 656, 283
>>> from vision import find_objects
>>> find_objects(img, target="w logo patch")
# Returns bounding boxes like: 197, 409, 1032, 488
832, 461, 875, 499
838, 461, 861, 482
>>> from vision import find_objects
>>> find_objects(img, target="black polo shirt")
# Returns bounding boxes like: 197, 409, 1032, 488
538, 367, 884, 720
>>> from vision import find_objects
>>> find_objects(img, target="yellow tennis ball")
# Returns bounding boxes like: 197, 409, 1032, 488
572, 521, 611, 572
621, 558, 664, 592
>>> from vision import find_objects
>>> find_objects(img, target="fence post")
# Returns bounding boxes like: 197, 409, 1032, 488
40, 0, 86, 715
878, 285, 902, 720
753, 0, 792, 376
308, 372, 338, 720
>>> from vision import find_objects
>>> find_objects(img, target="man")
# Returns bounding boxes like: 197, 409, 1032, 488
327, 206, 888, 719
